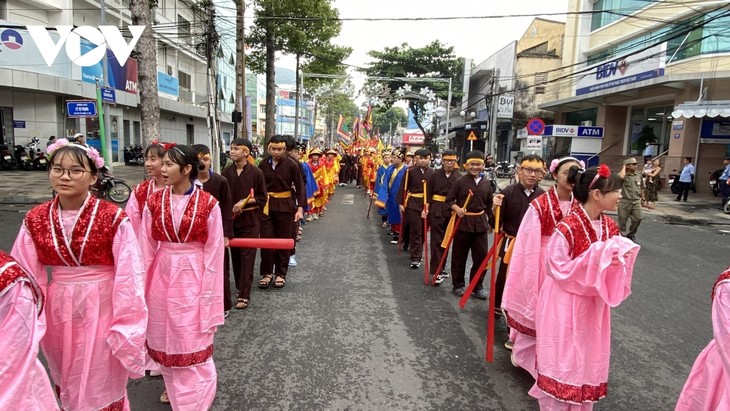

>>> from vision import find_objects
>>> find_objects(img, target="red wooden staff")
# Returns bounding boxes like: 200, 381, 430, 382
229, 238, 295, 250
458, 205, 502, 309
485, 205, 502, 362
431, 189, 473, 285
422, 180, 430, 285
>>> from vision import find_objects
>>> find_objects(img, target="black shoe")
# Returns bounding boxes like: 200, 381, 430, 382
441, 271, 450, 278
402, 243, 410, 251
410, 260, 421, 269
674, 198, 680, 201
433, 274, 444, 286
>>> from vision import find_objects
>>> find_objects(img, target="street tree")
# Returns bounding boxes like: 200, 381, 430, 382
363, 41, 463, 152
129, 0, 161, 145
247, 0, 349, 140
372, 106, 408, 137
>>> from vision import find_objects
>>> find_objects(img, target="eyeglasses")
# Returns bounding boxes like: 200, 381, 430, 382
521, 167, 544, 175
50, 166, 91, 179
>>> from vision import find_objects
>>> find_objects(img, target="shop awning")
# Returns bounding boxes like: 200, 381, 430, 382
672, 100, 730, 118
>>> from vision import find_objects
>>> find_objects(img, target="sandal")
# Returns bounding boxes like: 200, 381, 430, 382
258, 274, 273, 289
160, 391, 170, 404
274, 276, 286, 288
235, 298, 249, 309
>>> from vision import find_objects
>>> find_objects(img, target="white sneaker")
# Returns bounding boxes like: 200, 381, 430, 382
289, 255, 297, 267
313, 214, 319, 220
149, 370, 162, 377
434, 274, 444, 286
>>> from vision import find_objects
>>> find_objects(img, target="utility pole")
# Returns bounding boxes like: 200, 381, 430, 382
205, 1, 221, 172
488, 68, 500, 158
99, 1, 110, 169
294, 54, 300, 142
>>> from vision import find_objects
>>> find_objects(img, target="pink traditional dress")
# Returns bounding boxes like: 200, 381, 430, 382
140, 185, 224, 411
530, 205, 639, 410
502, 186, 577, 378
125, 178, 164, 234
11, 194, 148, 411
0, 251, 59, 410
676, 267, 730, 411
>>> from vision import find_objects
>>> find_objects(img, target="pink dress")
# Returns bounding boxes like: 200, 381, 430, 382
0, 251, 59, 410
125, 178, 164, 234
140, 185, 224, 411
11, 194, 148, 411
502, 186, 576, 378
676, 267, 730, 410
530, 205, 639, 410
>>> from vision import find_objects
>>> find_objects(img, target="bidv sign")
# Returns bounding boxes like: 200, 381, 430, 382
595, 59, 629, 80
26, 25, 145, 67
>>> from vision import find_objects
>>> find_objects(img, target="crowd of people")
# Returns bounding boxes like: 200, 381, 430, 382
1, 134, 729, 410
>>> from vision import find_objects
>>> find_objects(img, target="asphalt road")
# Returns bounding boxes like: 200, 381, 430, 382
0, 185, 727, 410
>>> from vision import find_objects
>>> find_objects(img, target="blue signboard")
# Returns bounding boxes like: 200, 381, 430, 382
100, 87, 116, 104
543, 125, 604, 138
66, 101, 97, 118
577, 126, 604, 138
13, 120, 25, 128
158, 72, 180, 97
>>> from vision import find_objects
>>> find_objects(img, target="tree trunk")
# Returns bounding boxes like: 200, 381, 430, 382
235, 0, 247, 140
409, 101, 435, 151
265, 25, 276, 140
129, 0, 160, 146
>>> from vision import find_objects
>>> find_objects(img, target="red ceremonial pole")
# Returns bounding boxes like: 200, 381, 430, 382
486, 206, 502, 363
458, 232, 503, 309
422, 180, 430, 285
229, 238, 295, 250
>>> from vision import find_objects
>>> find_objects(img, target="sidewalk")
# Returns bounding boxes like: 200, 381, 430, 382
1, 165, 729, 225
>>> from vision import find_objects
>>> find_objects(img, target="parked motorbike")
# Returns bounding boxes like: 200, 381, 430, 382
495, 161, 516, 178
124, 144, 144, 166
0, 144, 17, 170
92, 166, 131, 203
668, 170, 680, 194
484, 167, 500, 193
14, 144, 33, 170
26, 137, 47, 170
709, 168, 724, 197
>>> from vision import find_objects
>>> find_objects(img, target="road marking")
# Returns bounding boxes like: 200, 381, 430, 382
341, 194, 354, 205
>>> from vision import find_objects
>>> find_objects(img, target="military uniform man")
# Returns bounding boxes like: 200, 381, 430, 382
618, 157, 644, 242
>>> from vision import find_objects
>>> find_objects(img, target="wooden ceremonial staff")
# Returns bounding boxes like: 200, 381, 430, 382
458, 205, 502, 309
232, 188, 255, 222
422, 180, 430, 285
229, 238, 295, 249
366, 189, 375, 219
431, 189, 473, 284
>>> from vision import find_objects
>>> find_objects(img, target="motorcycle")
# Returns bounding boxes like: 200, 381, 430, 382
92, 166, 131, 203
709, 168, 724, 197
124, 144, 144, 166
26, 137, 47, 170
14, 144, 33, 170
0, 144, 17, 170
668, 170, 680, 195
484, 167, 500, 193
495, 161, 516, 178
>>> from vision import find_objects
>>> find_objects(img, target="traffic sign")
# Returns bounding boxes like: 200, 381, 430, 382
466, 130, 478, 141
100, 86, 116, 104
66, 100, 97, 118
527, 118, 545, 135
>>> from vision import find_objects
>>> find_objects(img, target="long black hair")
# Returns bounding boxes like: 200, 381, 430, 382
567, 165, 624, 203
164, 144, 199, 181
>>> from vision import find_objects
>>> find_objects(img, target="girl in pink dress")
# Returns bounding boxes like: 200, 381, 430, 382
676, 266, 730, 410
139, 144, 224, 410
530, 165, 640, 410
0, 250, 58, 410
125, 142, 166, 234
502, 156, 582, 378
11, 139, 148, 410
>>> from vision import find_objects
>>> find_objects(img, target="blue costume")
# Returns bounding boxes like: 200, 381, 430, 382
374, 164, 389, 217
376, 164, 407, 225
300, 161, 319, 212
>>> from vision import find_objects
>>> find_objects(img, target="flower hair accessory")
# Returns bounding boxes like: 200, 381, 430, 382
162, 142, 177, 151
47, 138, 105, 169
588, 163, 611, 189
549, 156, 586, 173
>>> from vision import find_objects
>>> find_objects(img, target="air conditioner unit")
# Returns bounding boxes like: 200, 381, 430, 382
580, 120, 593, 126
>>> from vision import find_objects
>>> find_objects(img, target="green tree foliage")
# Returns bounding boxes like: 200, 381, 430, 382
372, 106, 408, 136
363, 41, 463, 151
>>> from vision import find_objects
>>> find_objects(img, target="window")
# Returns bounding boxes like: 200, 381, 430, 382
178, 15, 190, 44
591, 0, 656, 31
179, 71, 191, 89
534, 86, 546, 95
260, 105, 266, 114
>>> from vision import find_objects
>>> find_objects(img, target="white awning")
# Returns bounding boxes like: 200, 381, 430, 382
672, 100, 730, 118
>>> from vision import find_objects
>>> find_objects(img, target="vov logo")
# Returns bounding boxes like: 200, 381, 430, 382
26, 25, 146, 67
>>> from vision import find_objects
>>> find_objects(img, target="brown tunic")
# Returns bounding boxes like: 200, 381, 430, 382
498, 183, 545, 237
258, 156, 306, 214
427, 168, 460, 219
446, 174, 494, 233
201, 172, 234, 238
398, 166, 434, 211
221, 162, 268, 227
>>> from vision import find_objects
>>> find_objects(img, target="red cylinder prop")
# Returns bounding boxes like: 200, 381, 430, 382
229, 238, 294, 250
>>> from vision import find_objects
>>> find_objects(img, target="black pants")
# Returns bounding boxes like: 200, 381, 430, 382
260, 211, 294, 277
406, 208, 424, 261
720, 179, 729, 206
428, 214, 449, 276
450, 230, 488, 290
676, 181, 691, 201
231, 220, 260, 300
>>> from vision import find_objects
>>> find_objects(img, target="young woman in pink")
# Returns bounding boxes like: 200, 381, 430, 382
139, 144, 224, 409
125, 142, 166, 234
11, 139, 148, 410
530, 165, 640, 410
502, 156, 582, 378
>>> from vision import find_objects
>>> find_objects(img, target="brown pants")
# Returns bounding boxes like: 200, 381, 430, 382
231, 219, 260, 300
450, 230, 489, 290
406, 208, 424, 261
260, 211, 294, 277
428, 213, 449, 276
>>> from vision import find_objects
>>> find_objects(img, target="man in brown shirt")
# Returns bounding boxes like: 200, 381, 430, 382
221, 138, 267, 309
446, 150, 494, 299
398, 148, 434, 268
426, 149, 460, 285
258, 135, 306, 289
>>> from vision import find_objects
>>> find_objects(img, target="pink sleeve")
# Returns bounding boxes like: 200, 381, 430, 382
502, 206, 543, 320
10, 225, 47, 291
138, 206, 159, 277
106, 220, 148, 379
546, 233, 640, 307
200, 203, 224, 334
0, 285, 58, 409
124, 192, 142, 235
712, 282, 730, 376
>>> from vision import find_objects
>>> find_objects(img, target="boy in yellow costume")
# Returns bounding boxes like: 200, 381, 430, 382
324, 149, 340, 199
